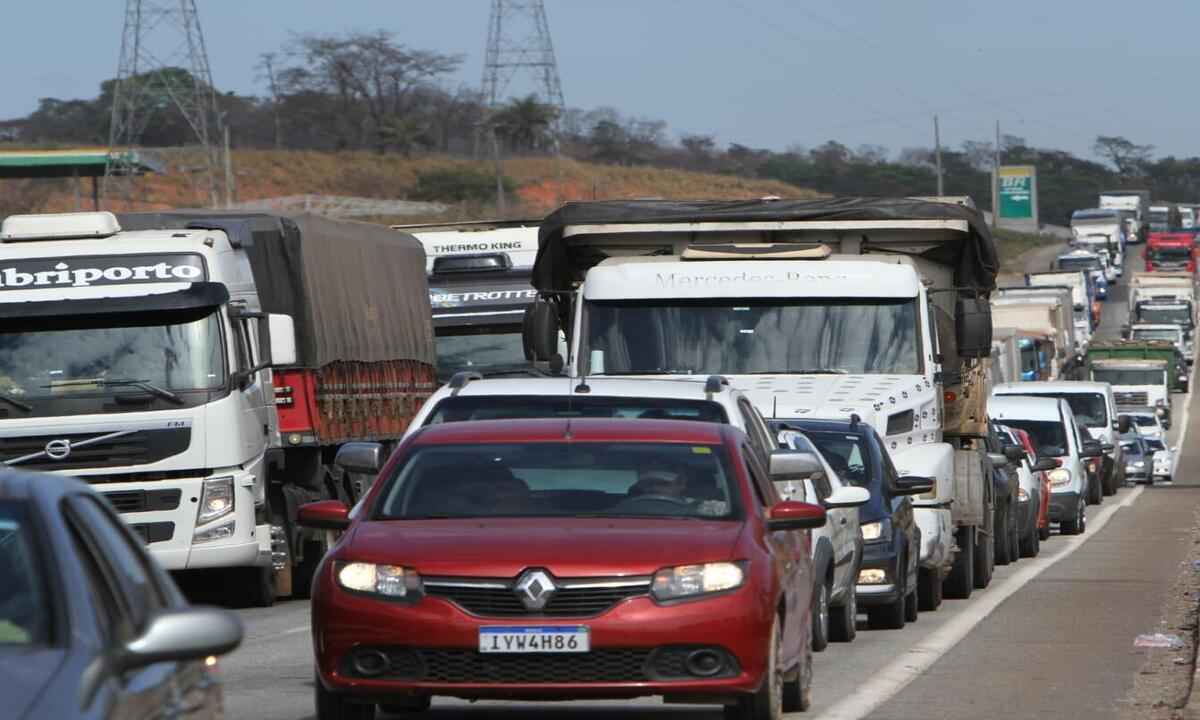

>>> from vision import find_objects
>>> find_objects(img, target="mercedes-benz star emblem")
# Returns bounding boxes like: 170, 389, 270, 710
44, 439, 72, 461
514, 569, 557, 611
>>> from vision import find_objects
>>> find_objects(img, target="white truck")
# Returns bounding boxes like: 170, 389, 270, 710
1025, 271, 1094, 350
991, 300, 1070, 380
0, 211, 435, 606
1128, 273, 1195, 315
1070, 208, 1125, 276
523, 196, 1001, 607
1090, 358, 1172, 428
1099, 190, 1149, 243
994, 286, 1079, 364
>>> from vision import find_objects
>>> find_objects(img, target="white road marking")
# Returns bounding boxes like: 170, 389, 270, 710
809, 485, 1145, 720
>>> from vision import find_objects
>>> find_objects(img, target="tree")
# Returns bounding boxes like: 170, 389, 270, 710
681, 134, 716, 157
491, 94, 558, 152
589, 119, 630, 164
855, 144, 889, 164
1093, 135, 1154, 175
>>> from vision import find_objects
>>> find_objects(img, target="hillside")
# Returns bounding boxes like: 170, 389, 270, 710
32, 149, 821, 221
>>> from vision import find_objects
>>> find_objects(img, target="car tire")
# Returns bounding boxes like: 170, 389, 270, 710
782, 628, 813, 713
904, 583, 919, 623
995, 503, 1013, 566
316, 672, 376, 720
1086, 474, 1103, 505
829, 586, 857, 643
1061, 498, 1085, 536
867, 555, 906, 630
917, 567, 943, 611
811, 581, 830, 652
1038, 523, 1051, 542
379, 697, 431, 714
944, 527, 975, 600
1009, 503, 1021, 562
727, 618, 785, 720
1020, 520, 1040, 558
973, 524, 994, 590
1102, 463, 1117, 496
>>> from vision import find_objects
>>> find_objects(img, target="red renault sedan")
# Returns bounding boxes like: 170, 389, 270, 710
301, 417, 826, 719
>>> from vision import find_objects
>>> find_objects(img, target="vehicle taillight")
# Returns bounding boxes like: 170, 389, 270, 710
274, 385, 294, 406
944, 390, 957, 403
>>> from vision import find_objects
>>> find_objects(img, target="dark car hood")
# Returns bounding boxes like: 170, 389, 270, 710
0, 648, 67, 720
345, 518, 747, 577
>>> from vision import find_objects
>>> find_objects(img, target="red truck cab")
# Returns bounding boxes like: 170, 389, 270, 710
1145, 232, 1196, 273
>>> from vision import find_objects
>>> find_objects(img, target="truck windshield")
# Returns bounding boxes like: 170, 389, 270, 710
1057, 257, 1101, 272
1091, 368, 1166, 386
999, 420, 1068, 457
1131, 329, 1181, 342
0, 313, 225, 411
1020, 346, 1039, 374
583, 298, 921, 376
434, 329, 528, 383
1136, 305, 1192, 326
1149, 247, 1192, 260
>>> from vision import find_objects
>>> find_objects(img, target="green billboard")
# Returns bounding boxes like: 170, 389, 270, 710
998, 165, 1035, 220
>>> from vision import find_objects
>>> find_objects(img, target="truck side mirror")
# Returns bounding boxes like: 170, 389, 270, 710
523, 300, 559, 362
265, 313, 297, 366
956, 297, 993, 358
1003, 445, 1026, 463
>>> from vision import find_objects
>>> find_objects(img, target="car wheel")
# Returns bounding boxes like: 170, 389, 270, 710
727, 618, 784, 720
1009, 503, 1021, 561
973, 523, 994, 589
1061, 499, 1084, 536
316, 672, 376, 720
829, 585, 857, 642
904, 582, 919, 623
867, 555, 906, 630
782, 628, 813, 712
1020, 519, 1040, 558
944, 527, 975, 600
917, 567, 942, 611
995, 503, 1013, 566
1038, 523, 1051, 542
1086, 474, 1103, 505
379, 697, 432, 714
811, 581, 830, 652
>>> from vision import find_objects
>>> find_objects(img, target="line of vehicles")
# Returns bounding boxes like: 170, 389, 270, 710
0, 192, 1191, 718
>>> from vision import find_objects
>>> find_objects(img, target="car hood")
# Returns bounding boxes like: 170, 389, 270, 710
0, 648, 66, 720
345, 518, 747, 577
729, 373, 934, 427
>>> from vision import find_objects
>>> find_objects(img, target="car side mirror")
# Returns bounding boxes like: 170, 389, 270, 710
117, 607, 242, 674
1003, 445, 1026, 462
1033, 458, 1058, 472
297, 500, 351, 530
956, 296, 993, 358
987, 452, 1010, 468
824, 485, 870, 509
1080, 441, 1103, 458
768, 450, 824, 484
892, 475, 935, 496
766, 501, 826, 531
1101, 443, 1115, 453
334, 442, 384, 475
522, 300, 559, 362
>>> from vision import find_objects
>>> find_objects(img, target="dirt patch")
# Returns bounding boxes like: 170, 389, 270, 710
1121, 505, 1200, 719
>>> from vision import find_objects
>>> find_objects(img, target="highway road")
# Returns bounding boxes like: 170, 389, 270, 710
214, 243, 1199, 720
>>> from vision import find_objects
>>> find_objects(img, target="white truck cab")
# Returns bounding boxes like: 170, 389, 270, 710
1090, 359, 1171, 428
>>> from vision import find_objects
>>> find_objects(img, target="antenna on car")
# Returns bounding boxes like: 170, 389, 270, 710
574, 351, 591, 394
772, 395, 778, 419
849, 413, 861, 429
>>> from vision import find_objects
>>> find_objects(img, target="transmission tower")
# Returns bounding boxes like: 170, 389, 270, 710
105, 0, 224, 208
481, 0, 566, 112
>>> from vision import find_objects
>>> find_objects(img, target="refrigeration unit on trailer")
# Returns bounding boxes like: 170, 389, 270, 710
0, 211, 435, 606
1098, 190, 1149, 243
401, 220, 544, 382
523, 196, 1001, 608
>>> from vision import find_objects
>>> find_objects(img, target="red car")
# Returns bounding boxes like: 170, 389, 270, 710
1011, 427, 1052, 541
300, 417, 826, 719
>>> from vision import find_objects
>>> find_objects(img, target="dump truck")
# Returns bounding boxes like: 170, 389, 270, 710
1087, 339, 1188, 394
523, 196, 1001, 606
0, 210, 435, 606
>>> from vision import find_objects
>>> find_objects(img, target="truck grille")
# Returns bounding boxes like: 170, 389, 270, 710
101, 489, 182, 513
424, 577, 650, 618
129, 522, 174, 544
1114, 391, 1149, 407
0, 428, 190, 471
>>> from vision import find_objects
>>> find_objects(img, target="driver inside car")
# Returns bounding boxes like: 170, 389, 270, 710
629, 467, 688, 499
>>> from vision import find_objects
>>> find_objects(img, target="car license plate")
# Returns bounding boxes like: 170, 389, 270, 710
479, 626, 590, 653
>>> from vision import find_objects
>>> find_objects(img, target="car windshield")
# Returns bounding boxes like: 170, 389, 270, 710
1133, 415, 1158, 427
434, 329, 529, 383
1136, 305, 1192, 326
0, 501, 50, 647
1131, 329, 1182, 342
997, 392, 1107, 427
375, 441, 741, 520
998, 420, 1068, 457
1146, 439, 1166, 451
1058, 257, 1101, 272
0, 313, 225, 412
1091, 368, 1166, 386
1121, 441, 1139, 454
795, 430, 870, 488
424, 395, 728, 424
583, 298, 920, 375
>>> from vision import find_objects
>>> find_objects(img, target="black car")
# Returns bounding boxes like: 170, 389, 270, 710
772, 418, 929, 629
0, 471, 243, 720
984, 421, 1022, 569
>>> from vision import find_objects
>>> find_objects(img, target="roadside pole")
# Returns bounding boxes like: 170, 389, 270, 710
934, 115, 944, 196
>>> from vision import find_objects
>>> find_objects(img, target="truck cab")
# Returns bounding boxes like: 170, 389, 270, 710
1054, 250, 1108, 300
1069, 208, 1125, 277
1026, 271, 1096, 348
1131, 301, 1195, 358
1145, 232, 1196, 273
1090, 359, 1171, 429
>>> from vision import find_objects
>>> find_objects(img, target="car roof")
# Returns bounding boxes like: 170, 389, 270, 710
410, 417, 732, 446
768, 417, 877, 436
994, 381, 1111, 395
988, 395, 1066, 422
431, 377, 745, 403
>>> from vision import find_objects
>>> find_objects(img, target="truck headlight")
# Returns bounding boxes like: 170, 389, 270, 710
651, 562, 745, 601
861, 519, 890, 542
336, 562, 422, 599
197, 476, 234, 525
193, 520, 235, 544
1048, 468, 1072, 487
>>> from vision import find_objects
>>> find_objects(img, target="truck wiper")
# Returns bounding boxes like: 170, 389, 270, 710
790, 368, 850, 375
42, 378, 185, 406
0, 394, 32, 413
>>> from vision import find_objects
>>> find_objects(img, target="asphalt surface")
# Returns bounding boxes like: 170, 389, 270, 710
215, 238, 1199, 719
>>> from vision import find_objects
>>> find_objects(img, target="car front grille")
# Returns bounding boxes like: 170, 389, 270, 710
423, 574, 651, 618
1114, 391, 1149, 407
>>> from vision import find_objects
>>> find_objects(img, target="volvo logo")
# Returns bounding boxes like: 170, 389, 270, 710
44, 439, 72, 461
514, 569, 557, 611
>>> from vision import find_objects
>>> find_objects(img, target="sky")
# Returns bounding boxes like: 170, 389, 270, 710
5, 0, 1198, 162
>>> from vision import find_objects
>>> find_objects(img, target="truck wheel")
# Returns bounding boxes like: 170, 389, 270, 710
811, 581, 830, 652
944, 528, 974, 600
238, 564, 277, 608
917, 567, 943, 611
829, 588, 857, 643
995, 504, 1014, 566
291, 536, 326, 600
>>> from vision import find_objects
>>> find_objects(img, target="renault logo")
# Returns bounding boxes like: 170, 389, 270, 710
514, 569, 557, 611
44, 439, 72, 461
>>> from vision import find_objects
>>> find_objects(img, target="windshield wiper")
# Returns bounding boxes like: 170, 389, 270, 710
0, 394, 32, 413
42, 378, 185, 406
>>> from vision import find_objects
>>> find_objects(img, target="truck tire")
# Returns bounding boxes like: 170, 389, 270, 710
238, 564, 277, 608
943, 528, 974, 600
917, 567, 943, 611
291, 536, 326, 600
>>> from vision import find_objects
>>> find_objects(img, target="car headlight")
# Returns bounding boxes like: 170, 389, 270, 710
1017, 487, 1029, 502
197, 476, 234, 525
335, 562, 422, 599
1048, 468, 1072, 487
651, 562, 745, 601
861, 519, 890, 542
1134, 460, 1146, 468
